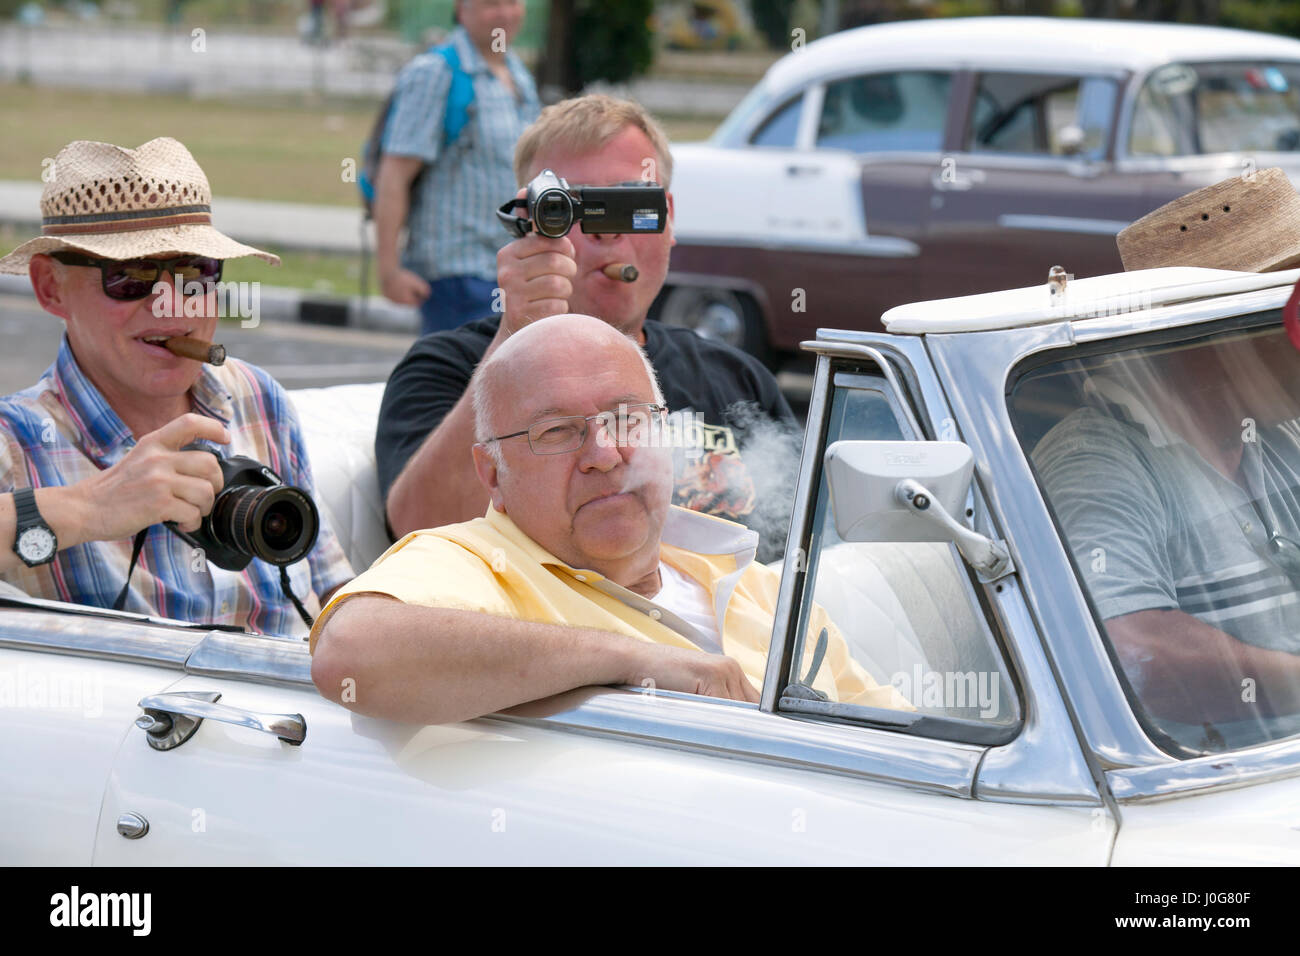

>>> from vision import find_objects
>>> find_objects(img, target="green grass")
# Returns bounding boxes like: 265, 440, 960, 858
0, 83, 379, 207
0, 84, 720, 298
0, 83, 720, 205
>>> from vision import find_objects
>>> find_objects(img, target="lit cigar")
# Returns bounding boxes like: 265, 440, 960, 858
603, 262, 638, 282
164, 336, 226, 366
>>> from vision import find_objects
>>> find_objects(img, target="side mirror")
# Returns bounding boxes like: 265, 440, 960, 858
825, 440, 1014, 581
1056, 124, 1087, 156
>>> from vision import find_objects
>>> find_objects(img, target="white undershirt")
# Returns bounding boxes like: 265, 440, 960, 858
653, 561, 723, 654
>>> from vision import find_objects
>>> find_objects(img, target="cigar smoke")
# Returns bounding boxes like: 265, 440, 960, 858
714, 401, 802, 564
614, 400, 801, 564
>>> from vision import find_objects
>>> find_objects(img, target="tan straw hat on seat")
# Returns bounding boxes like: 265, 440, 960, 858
1118, 167, 1300, 273
0, 137, 279, 274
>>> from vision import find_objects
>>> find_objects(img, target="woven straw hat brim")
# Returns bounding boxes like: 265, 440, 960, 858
0, 223, 279, 275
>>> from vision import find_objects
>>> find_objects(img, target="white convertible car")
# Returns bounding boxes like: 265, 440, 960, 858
4, 265, 1300, 865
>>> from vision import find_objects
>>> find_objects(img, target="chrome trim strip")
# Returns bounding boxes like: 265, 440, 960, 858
796, 341, 924, 436
673, 232, 920, 258
0, 604, 200, 668
1070, 282, 1293, 342
488, 686, 981, 798
1109, 737, 1300, 802
184, 631, 313, 687
997, 214, 1129, 236
761, 351, 833, 711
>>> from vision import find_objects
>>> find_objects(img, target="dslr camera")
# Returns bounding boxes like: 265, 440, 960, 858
497, 168, 667, 239
172, 452, 320, 571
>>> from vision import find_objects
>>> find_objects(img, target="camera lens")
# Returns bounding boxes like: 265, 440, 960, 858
212, 484, 319, 566
535, 189, 573, 237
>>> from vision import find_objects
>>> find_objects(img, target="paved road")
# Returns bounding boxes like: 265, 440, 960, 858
0, 293, 414, 396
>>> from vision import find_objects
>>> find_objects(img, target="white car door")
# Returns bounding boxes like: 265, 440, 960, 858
90, 650, 1110, 866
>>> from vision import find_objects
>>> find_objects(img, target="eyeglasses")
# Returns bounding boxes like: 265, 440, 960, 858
486, 403, 668, 456
51, 252, 223, 301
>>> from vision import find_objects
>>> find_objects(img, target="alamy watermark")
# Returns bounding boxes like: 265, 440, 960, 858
151, 273, 261, 328
890, 665, 999, 718
594, 404, 711, 459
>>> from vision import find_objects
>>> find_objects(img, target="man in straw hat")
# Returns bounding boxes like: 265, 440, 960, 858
0, 137, 353, 636
1033, 168, 1300, 747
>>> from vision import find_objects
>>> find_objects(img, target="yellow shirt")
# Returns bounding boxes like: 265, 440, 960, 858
311, 505, 910, 709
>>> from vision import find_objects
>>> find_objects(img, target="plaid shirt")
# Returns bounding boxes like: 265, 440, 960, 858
382, 26, 540, 282
0, 336, 354, 638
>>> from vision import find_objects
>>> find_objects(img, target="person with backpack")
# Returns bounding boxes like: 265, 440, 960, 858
368, 0, 539, 335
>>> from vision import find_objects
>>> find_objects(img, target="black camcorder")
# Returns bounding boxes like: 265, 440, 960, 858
172, 452, 320, 571
497, 168, 668, 239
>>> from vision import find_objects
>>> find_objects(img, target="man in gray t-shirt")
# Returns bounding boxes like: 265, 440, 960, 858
1033, 361, 1300, 737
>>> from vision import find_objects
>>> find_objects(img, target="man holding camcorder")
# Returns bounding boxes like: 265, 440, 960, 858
0, 138, 353, 637
378, 95, 798, 560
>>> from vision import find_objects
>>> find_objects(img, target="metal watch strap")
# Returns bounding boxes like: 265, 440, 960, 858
13, 487, 42, 530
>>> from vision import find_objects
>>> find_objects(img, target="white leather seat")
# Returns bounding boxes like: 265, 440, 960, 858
802, 542, 1001, 717
289, 382, 390, 574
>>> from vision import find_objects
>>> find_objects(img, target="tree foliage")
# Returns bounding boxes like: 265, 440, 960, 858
572, 0, 655, 86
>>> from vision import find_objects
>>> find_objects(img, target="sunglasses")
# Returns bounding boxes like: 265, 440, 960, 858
50, 252, 223, 302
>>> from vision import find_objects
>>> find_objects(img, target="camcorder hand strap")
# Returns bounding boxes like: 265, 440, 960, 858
496, 198, 532, 238
112, 527, 151, 612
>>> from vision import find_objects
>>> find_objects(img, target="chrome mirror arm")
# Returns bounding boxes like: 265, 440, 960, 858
895, 478, 1015, 583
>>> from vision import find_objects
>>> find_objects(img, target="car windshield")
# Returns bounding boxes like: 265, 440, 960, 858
1009, 318, 1300, 755
1130, 61, 1300, 156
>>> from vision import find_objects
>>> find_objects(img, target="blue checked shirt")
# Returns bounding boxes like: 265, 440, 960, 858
0, 337, 354, 638
382, 26, 540, 282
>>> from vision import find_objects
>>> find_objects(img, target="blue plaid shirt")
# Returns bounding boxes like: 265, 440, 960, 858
0, 337, 354, 638
382, 26, 540, 282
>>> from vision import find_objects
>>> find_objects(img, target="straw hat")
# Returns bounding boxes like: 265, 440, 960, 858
1118, 167, 1300, 273
0, 137, 279, 274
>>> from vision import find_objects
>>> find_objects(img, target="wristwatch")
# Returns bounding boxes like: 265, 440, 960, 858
12, 487, 57, 567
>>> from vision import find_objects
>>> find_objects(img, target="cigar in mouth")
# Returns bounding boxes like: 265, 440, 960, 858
163, 336, 226, 366
602, 262, 639, 283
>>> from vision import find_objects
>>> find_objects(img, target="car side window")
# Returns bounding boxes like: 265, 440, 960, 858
782, 373, 1019, 741
969, 73, 1117, 159
1129, 61, 1300, 157
815, 71, 951, 152
750, 95, 803, 147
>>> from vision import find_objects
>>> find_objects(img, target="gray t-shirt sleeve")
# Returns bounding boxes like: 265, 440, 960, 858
1033, 408, 1179, 620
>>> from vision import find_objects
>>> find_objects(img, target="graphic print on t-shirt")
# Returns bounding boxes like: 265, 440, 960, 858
668, 411, 757, 520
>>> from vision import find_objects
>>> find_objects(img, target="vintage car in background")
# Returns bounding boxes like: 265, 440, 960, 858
3, 264, 1300, 864
658, 16, 1300, 364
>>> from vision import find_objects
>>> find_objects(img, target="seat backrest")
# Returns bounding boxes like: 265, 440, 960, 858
806, 542, 1003, 718
289, 382, 390, 574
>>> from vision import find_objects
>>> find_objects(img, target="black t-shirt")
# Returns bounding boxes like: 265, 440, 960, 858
375, 316, 801, 561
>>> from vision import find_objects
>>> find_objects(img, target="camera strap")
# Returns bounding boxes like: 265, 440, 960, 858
280, 565, 314, 630
112, 527, 151, 612
113, 525, 314, 632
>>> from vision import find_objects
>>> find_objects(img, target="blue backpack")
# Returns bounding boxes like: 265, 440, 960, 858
358, 42, 475, 218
